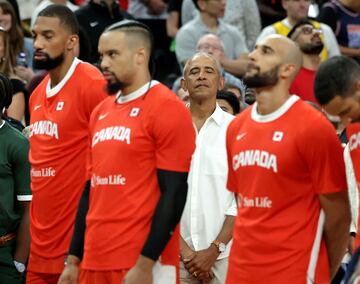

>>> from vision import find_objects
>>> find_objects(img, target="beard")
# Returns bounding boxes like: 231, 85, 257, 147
106, 81, 123, 95
243, 64, 280, 89
300, 42, 324, 55
33, 52, 64, 70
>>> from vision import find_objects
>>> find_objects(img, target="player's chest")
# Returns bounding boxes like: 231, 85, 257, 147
231, 123, 301, 174
29, 94, 83, 141
91, 103, 152, 155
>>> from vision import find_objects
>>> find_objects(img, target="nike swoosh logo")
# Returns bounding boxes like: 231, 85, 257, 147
98, 113, 109, 120
236, 132, 246, 141
34, 105, 41, 111
90, 21, 98, 27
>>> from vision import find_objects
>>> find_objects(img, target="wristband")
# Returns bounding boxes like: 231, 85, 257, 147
13, 260, 25, 273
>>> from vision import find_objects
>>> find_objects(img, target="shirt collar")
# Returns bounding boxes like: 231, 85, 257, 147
209, 104, 225, 126
46, 57, 81, 98
115, 80, 159, 103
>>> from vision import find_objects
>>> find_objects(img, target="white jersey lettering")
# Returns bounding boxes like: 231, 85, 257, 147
233, 150, 278, 173
29, 120, 59, 139
92, 126, 131, 147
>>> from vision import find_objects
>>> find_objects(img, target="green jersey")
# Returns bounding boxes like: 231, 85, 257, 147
0, 121, 31, 236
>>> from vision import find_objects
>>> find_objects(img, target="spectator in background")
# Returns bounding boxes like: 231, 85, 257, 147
181, 0, 261, 50
217, 89, 241, 115
257, 0, 340, 61
75, 0, 133, 64
0, 27, 28, 124
0, 73, 31, 284
30, 0, 78, 28
0, 0, 33, 69
128, 0, 180, 82
256, 0, 287, 28
176, 0, 248, 77
197, 34, 247, 88
166, 0, 182, 39
317, 0, 360, 62
287, 19, 323, 104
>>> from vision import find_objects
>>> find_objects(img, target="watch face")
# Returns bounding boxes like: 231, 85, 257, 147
219, 243, 226, 253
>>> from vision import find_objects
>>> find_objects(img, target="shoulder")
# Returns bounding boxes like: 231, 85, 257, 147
75, 61, 104, 81
3, 122, 29, 147
227, 107, 251, 133
319, 22, 334, 33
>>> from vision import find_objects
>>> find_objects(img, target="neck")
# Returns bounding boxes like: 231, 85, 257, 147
200, 12, 219, 31
189, 97, 216, 131
286, 17, 298, 27
255, 84, 290, 115
121, 70, 152, 96
48, 55, 75, 88
302, 54, 321, 70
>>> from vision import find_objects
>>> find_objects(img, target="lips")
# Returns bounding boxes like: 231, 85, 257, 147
195, 83, 209, 88
102, 71, 115, 81
34, 52, 47, 60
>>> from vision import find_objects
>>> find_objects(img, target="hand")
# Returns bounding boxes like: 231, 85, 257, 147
147, 0, 166, 15
57, 264, 79, 284
183, 246, 219, 279
123, 256, 154, 284
14, 66, 35, 83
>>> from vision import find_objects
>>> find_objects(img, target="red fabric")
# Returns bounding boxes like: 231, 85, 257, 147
82, 83, 195, 271
226, 98, 346, 284
28, 61, 107, 273
289, 67, 317, 104
26, 271, 60, 284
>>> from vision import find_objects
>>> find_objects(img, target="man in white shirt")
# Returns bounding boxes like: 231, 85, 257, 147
179, 52, 237, 283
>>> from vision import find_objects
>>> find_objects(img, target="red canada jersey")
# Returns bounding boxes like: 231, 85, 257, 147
28, 59, 107, 273
347, 123, 360, 249
226, 96, 347, 284
82, 81, 195, 272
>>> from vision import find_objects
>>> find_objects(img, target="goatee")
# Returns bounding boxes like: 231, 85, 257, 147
33, 53, 65, 70
243, 65, 280, 89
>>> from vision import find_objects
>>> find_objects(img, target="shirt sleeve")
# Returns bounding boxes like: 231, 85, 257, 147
321, 23, 340, 57
175, 25, 197, 65
317, 4, 338, 32
151, 96, 195, 172
256, 25, 276, 44
241, 0, 261, 50
10, 134, 32, 201
297, 112, 347, 195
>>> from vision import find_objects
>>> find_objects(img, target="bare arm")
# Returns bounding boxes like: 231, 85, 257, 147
319, 191, 351, 279
339, 45, 360, 58
13, 201, 30, 264
166, 11, 179, 38
7, 91, 25, 122
221, 55, 249, 78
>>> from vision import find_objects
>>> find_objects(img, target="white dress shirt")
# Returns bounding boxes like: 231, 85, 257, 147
181, 105, 237, 260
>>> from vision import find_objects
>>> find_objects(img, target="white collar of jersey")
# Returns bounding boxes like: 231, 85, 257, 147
251, 95, 299, 123
0, 120, 5, 129
46, 57, 81, 98
115, 80, 159, 104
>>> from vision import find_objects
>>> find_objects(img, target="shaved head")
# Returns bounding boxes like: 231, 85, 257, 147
264, 35, 303, 80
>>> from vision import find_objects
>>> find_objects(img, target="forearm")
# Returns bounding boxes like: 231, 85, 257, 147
214, 215, 236, 245
141, 170, 188, 262
339, 45, 360, 58
180, 236, 194, 259
166, 12, 179, 38
319, 190, 351, 278
68, 181, 90, 260
14, 202, 30, 263
221, 57, 249, 77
